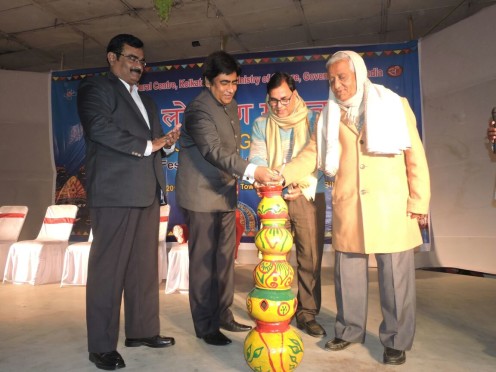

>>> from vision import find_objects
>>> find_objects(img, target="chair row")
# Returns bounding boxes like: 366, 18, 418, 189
2, 204, 78, 285
59, 205, 171, 286
1, 204, 172, 286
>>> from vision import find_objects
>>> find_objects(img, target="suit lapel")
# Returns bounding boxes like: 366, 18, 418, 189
110, 74, 151, 132
223, 99, 239, 145
204, 89, 239, 144
138, 93, 163, 138
141, 94, 158, 135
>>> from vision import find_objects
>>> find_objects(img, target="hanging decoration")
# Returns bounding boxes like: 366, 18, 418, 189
153, 0, 174, 22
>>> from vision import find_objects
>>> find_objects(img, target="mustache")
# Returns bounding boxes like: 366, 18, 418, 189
131, 68, 142, 74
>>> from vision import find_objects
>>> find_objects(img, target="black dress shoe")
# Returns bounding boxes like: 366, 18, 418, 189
383, 347, 406, 365
324, 337, 354, 351
296, 319, 327, 338
220, 320, 252, 332
125, 335, 175, 348
89, 351, 125, 370
199, 330, 232, 346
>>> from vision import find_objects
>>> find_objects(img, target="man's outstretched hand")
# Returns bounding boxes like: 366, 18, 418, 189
254, 166, 282, 184
283, 183, 302, 201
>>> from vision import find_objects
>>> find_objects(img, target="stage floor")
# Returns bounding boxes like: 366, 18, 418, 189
0, 266, 495, 371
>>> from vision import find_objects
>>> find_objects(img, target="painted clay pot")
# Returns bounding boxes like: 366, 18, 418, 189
245, 182, 303, 370
257, 185, 288, 220
246, 287, 296, 323
254, 220, 293, 255
244, 320, 304, 372
253, 257, 294, 290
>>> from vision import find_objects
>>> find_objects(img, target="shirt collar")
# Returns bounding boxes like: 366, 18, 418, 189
119, 78, 134, 93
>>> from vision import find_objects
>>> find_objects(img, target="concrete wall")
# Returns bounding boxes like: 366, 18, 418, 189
416, 4, 496, 274
0, 69, 54, 240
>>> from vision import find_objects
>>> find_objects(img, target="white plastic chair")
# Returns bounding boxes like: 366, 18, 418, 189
60, 230, 92, 286
3, 204, 78, 285
0, 206, 28, 277
165, 224, 189, 294
158, 205, 170, 283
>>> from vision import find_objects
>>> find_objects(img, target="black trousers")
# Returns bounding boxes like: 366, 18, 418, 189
86, 198, 160, 353
183, 209, 236, 337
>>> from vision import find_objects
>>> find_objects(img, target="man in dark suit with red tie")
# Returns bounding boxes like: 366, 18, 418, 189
77, 34, 179, 370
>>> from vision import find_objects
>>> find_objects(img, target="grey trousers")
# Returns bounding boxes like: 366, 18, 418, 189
334, 249, 416, 350
287, 192, 326, 323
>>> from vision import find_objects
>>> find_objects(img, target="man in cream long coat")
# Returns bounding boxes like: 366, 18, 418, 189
281, 51, 430, 365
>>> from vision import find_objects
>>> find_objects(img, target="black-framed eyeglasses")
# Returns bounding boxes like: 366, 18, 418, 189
268, 91, 294, 107
115, 52, 147, 67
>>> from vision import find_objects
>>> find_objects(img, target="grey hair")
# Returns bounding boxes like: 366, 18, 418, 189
326, 51, 355, 73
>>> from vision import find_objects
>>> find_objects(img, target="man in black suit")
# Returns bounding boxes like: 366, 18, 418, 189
77, 34, 178, 370
176, 51, 279, 346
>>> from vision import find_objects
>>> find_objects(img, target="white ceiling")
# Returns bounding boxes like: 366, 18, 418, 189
1, 0, 495, 72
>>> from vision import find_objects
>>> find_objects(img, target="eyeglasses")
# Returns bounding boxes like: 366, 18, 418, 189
115, 52, 147, 67
268, 91, 294, 107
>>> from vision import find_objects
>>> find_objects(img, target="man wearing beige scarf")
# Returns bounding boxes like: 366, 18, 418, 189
249, 72, 326, 338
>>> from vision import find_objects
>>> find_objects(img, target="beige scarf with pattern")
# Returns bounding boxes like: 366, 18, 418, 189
265, 91, 318, 200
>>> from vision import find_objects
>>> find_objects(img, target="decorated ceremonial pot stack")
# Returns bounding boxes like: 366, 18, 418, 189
244, 184, 304, 371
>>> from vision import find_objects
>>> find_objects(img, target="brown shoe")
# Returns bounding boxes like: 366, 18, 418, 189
296, 319, 326, 338
324, 337, 354, 351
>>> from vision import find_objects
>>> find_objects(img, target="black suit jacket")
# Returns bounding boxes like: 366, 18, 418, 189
77, 72, 166, 207
176, 89, 249, 212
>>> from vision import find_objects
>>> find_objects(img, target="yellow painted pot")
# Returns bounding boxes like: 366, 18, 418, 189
247, 288, 296, 323
257, 185, 288, 220
244, 321, 304, 372
254, 222, 293, 255
253, 258, 294, 290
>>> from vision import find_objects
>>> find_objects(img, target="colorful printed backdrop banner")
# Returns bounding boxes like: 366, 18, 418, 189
51, 41, 421, 241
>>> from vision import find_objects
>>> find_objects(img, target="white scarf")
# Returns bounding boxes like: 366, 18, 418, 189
317, 51, 411, 176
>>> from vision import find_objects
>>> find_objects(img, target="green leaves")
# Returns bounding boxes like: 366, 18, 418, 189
153, 0, 174, 22
245, 344, 265, 363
